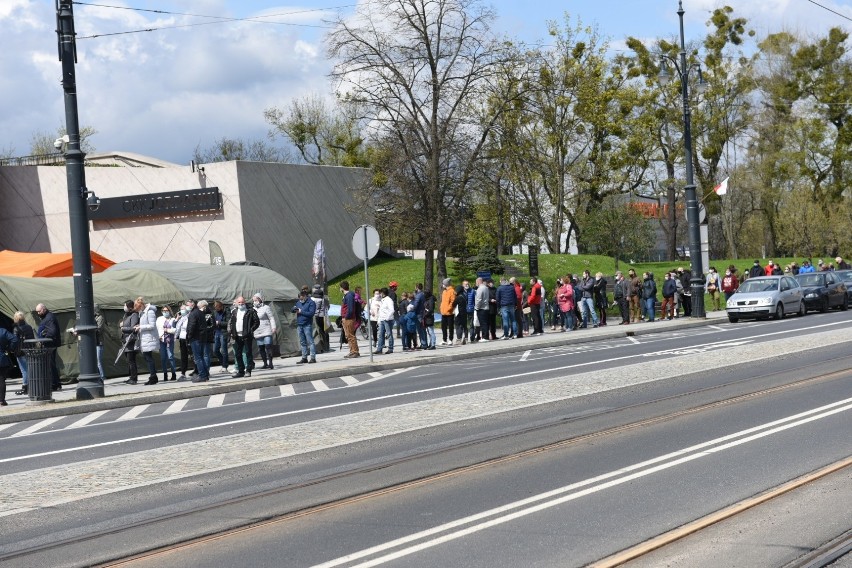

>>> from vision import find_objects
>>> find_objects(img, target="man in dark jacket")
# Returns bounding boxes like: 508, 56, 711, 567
35, 303, 62, 390
496, 278, 517, 339
577, 271, 599, 329
341, 280, 360, 358
613, 271, 631, 325
293, 286, 318, 364
229, 296, 260, 378
186, 300, 209, 382
0, 327, 19, 405
661, 272, 677, 320
642, 272, 658, 322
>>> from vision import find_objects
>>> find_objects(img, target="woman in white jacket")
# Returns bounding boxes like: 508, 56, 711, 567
156, 306, 177, 381
252, 293, 277, 370
173, 304, 191, 380
136, 297, 160, 385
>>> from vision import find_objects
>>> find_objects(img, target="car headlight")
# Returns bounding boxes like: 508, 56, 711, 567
726, 299, 734, 307
760, 297, 774, 305
805, 293, 818, 299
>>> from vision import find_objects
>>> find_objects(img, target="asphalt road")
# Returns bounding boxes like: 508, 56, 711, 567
0, 310, 850, 567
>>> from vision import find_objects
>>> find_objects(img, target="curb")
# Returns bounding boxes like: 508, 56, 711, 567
0, 315, 724, 424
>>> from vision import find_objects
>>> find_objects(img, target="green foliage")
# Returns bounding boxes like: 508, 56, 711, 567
578, 197, 655, 261
471, 247, 505, 275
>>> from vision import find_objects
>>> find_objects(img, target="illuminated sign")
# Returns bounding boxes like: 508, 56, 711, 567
89, 188, 221, 221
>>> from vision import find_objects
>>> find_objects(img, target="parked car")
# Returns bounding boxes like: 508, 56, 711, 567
725, 276, 804, 322
793, 271, 848, 313
831, 269, 852, 306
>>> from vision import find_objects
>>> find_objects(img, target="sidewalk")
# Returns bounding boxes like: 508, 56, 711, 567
0, 312, 729, 423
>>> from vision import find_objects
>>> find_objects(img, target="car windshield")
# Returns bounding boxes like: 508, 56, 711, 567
837, 271, 852, 281
738, 279, 778, 293
795, 274, 825, 287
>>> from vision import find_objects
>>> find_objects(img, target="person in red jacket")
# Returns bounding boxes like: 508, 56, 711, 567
528, 277, 543, 335
721, 268, 739, 301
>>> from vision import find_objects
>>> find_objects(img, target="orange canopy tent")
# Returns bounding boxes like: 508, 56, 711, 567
0, 250, 115, 278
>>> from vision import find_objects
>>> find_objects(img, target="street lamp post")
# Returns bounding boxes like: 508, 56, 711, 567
57, 0, 103, 399
659, 0, 706, 318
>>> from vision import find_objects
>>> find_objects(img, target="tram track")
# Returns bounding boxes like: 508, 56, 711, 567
63, 362, 852, 568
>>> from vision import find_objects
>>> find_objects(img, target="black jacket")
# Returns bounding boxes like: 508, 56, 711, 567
662, 278, 677, 298
229, 308, 260, 340
120, 311, 140, 352
642, 277, 657, 300
37, 310, 61, 347
185, 307, 205, 342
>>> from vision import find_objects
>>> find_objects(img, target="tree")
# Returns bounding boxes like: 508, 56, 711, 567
29, 125, 97, 156
327, 0, 520, 289
192, 137, 290, 163
579, 195, 655, 262
264, 94, 370, 167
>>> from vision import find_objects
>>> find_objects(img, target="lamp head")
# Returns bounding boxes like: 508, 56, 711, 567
657, 59, 674, 87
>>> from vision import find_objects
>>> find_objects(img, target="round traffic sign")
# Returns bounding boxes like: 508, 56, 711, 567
351, 225, 380, 260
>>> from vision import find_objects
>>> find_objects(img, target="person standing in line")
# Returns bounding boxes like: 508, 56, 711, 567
422, 288, 437, 349
387, 281, 401, 339
465, 280, 478, 341
368, 289, 381, 349
474, 277, 491, 342
642, 272, 658, 322
661, 273, 676, 320
212, 300, 230, 374
706, 267, 722, 311
35, 303, 62, 390
230, 296, 259, 378
0, 326, 19, 406
453, 284, 468, 345
410, 283, 428, 349
439, 278, 456, 346
593, 272, 608, 326
252, 293, 277, 370
120, 300, 140, 384
135, 297, 160, 385
12, 312, 34, 395
613, 271, 631, 325
374, 287, 396, 354
510, 277, 525, 339
527, 277, 543, 335
487, 279, 499, 340
156, 305, 177, 381
293, 286, 318, 364
340, 281, 360, 358
577, 271, 599, 329
187, 299, 210, 383
174, 303, 191, 381
721, 268, 739, 302
678, 267, 693, 317
496, 278, 517, 339
556, 276, 575, 332
311, 284, 330, 353
93, 304, 106, 381
627, 269, 641, 323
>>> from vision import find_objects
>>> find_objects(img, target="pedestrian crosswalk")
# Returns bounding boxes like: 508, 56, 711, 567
0, 370, 392, 439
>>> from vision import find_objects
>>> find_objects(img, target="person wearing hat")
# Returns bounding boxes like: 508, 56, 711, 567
439, 278, 456, 346
818, 259, 827, 271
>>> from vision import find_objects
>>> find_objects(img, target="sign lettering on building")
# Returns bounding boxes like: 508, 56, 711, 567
89, 188, 221, 221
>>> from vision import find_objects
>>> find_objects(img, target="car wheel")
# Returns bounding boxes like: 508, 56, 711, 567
798, 301, 806, 317
774, 304, 784, 320
728, 315, 739, 323
820, 298, 829, 313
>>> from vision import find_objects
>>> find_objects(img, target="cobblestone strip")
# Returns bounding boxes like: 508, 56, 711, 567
0, 328, 849, 517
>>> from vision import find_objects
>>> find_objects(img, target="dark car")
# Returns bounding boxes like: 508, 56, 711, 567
793, 271, 848, 313
832, 269, 852, 306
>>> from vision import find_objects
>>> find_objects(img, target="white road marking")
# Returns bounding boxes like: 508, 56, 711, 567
0, 423, 19, 434
519, 350, 531, 361
339, 376, 359, 386
245, 388, 261, 402
206, 394, 225, 408
163, 399, 189, 415
708, 325, 725, 331
279, 384, 296, 397
627, 336, 640, 344
66, 410, 110, 428
368, 372, 384, 378
312, 397, 852, 568
116, 405, 149, 422
312, 380, 330, 392
411, 372, 439, 378
10, 417, 64, 437
357, 367, 418, 386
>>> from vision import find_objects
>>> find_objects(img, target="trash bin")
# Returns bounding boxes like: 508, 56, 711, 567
24, 338, 54, 405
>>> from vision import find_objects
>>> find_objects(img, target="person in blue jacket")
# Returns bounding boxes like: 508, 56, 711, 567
292, 286, 317, 364
0, 327, 19, 406
401, 304, 419, 351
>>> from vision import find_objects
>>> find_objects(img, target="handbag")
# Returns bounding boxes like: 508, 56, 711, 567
522, 307, 532, 314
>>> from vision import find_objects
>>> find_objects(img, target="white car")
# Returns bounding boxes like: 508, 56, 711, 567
725, 276, 805, 322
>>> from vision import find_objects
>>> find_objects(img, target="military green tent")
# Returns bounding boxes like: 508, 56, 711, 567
0, 262, 301, 379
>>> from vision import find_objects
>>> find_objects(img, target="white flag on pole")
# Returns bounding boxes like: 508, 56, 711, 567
713, 177, 729, 196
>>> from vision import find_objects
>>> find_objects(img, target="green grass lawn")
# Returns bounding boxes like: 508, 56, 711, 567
326, 254, 809, 304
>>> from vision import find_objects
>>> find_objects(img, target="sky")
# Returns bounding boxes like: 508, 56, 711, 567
1, 0, 851, 165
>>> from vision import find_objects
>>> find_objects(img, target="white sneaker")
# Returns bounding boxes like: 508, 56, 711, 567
220, 367, 228, 374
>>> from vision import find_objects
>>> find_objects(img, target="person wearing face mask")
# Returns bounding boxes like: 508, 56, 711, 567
120, 300, 140, 384
156, 305, 177, 381
706, 267, 722, 311
136, 297, 160, 385
173, 303, 191, 381
252, 293, 278, 370
369, 289, 381, 349
212, 300, 230, 374
293, 286, 318, 364
721, 267, 739, 302
230, 296, 260, 377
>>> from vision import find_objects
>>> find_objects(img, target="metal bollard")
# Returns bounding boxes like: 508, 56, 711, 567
23, 338, 55, 405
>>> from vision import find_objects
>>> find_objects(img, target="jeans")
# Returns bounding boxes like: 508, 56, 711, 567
213, 331, 229, 368
142, 350, 157, 377
191, 339, 210, 379
579, 297, 599, 326
425, 325, 435, 347
17, 355, 28, 385
159, 340, 176, 374
297, 322, 316, 359
500, 306, 516, 337
96, 344, 105, 380
376, 320, 394, 352
561, 308, 575, 331
644, 297, 656, 321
